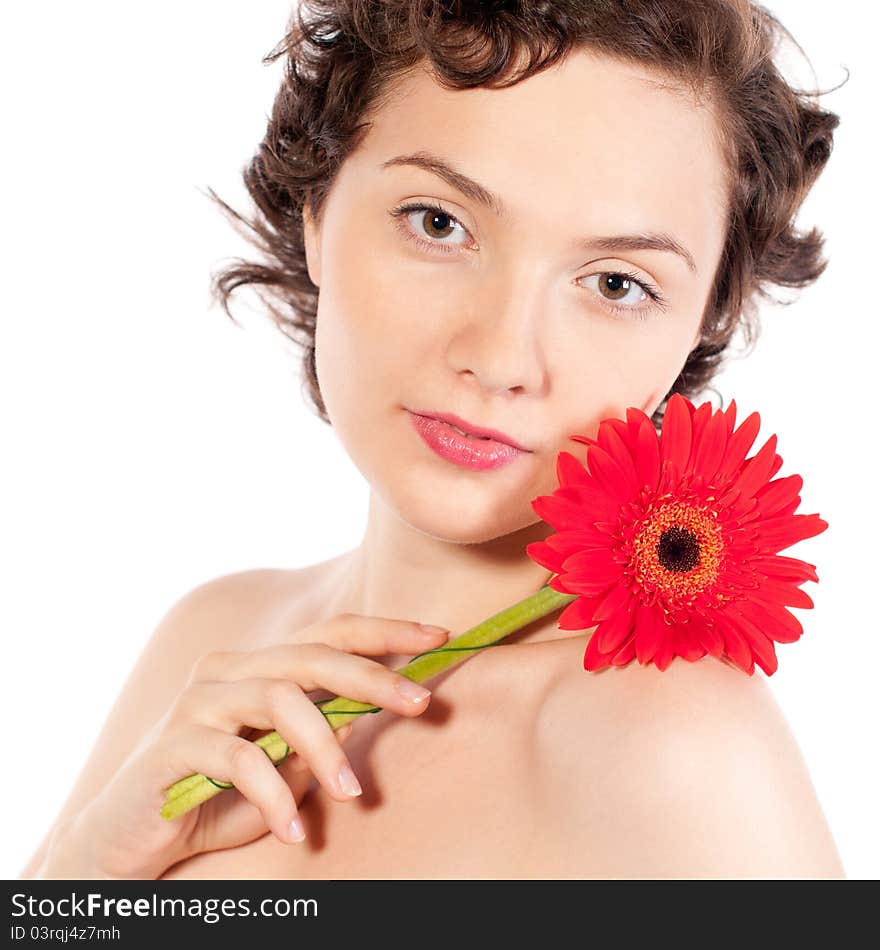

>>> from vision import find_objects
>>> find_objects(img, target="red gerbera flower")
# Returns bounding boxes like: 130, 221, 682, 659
526, 393, 828, 675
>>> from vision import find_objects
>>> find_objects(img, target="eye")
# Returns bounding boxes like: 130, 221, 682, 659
389, 201, 472, 253
577, 270, 666, 319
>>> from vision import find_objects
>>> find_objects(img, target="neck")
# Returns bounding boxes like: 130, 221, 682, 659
322, 491, 578, 667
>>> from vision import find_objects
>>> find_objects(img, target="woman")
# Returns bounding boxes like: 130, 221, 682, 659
23, 0, 845, 879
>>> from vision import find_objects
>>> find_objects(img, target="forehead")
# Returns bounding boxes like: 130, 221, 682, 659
353, 49, 729, 257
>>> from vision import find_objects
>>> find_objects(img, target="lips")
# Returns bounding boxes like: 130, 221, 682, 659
447, 422, 490, 440
407, 411, 527, 471
407, 409, 530, 451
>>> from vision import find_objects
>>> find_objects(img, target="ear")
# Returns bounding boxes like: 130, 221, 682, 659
302, 203, 322, 287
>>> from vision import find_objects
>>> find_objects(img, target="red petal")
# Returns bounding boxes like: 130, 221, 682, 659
774, 497, 802, 519
715, 409, 761, 485
531, 493, 591, 530
587, 444, 637, 502
591, 583, 634, 645
727, 609, 779, 675
598, 417, 630, 456
625, 406, 653, 444
564, 546, 618, 575
691, 408, 728, 484
592, 581, 635, 622
556, 450, 591, 488
549, 573, 571, 593
743, 630, 778, 676
596, 607, 636, 653
610, 637, 637, 667
633, 419, 661, 494
723, 398, 738, 435
525, 540, 564, 573
751, 554, 818, 584
550, 481, 621, 522
652, 635, 676, 671
751, 578, 815, 609
696, 622, 725, 657
713, 612, 756, 674
733, 433, 778, 501
547, 527, 616, 556
736, 598, 804, 644
597, 424, 641, 499
756, 513, 829, 553
678, 628, 707, 661
716, 484, 743, 511
583, 631, 613, 671
558, 596, 602, 630
754, 474, 803, 518
634, 604, 666, 664
659, 394, 693, 476
686, 402, 713, 474
563, 571, 621, 596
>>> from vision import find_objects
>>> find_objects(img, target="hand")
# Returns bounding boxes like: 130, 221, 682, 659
41, 614, 449, 879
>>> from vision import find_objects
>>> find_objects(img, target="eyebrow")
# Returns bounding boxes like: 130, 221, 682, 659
379, 150, 697, 273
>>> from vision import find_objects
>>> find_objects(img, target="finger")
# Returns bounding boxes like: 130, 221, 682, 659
159, 724, 305, 845
188, 621, 449, 685
171, 660, 430, 751
292, 614, 451, 655
171, 680, 278, 733
278, 720, 353, 780
168, 680, 368, 804
257, 679, 367, 804
203, 645, 435, 717
336, 722, 354, 742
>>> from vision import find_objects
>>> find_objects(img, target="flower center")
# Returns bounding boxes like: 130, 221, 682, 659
629, 498, 726, 614
656, 526, 700, 573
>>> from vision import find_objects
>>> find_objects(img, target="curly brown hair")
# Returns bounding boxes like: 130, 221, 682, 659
206, 0, 840, 434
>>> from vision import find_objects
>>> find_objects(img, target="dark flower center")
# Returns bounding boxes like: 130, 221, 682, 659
656, 525, 700, 573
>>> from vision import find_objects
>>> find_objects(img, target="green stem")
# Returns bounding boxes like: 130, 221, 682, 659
160, 582, 576, 820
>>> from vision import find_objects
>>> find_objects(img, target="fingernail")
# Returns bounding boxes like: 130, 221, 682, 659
395, 678, 431, 703
419, 624, 449, 635
289, 816, 306, 842
338, 763, 362, 797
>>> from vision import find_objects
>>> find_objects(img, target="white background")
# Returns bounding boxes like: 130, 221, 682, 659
3, 2, 877, 879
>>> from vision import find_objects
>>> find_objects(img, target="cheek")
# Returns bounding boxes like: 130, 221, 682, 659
545, 318, 696, 443
319, 215, 434, 346
561, 315, 693, 387
313, 236, 432, 429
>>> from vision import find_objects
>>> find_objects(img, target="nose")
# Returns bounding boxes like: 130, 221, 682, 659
446, 265, 548, 396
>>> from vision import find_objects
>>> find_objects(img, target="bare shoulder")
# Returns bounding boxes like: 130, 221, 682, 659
531, 655, 846, 879
18, 566, 305, 878
155, 566, 305, 650
133, 563, 330, 700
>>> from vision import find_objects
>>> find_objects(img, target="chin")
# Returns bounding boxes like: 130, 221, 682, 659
381, 481, 538, 545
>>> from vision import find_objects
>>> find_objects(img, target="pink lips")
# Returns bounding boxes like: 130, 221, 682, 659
407, 410, 529, 471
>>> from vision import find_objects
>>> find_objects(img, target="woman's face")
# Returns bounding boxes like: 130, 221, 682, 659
303, 49, 730, 545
